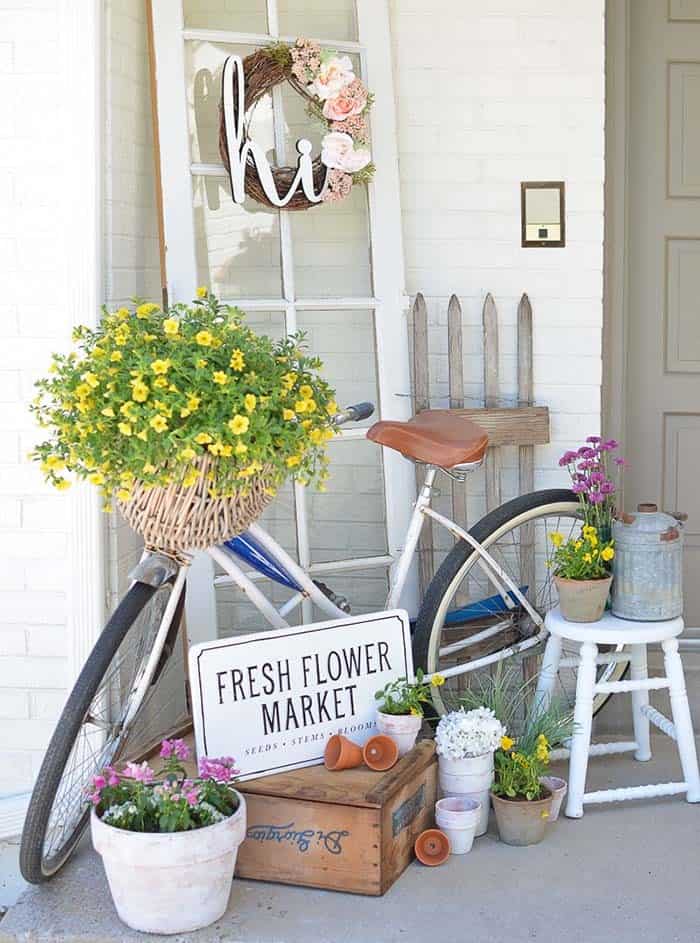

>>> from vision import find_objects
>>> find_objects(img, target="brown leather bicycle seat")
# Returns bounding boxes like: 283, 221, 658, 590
367, 410, 489, 467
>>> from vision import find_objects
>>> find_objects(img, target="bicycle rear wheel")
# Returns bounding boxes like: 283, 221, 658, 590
413, 489, 627, 717
19, 578, 186, 883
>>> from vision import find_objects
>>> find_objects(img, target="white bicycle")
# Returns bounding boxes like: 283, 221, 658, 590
20, 402, 627, 882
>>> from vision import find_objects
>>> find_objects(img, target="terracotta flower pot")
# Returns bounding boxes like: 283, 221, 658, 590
555, 575, 612, 623
414, 828, 450, 866
363, 734, 399, 771
491, 787, 553, 846
324, 734, 364, 771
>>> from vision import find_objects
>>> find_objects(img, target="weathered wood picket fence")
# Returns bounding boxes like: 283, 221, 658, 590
411, 291, 550, 596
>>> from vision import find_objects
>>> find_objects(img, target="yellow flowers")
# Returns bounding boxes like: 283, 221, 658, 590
228, 414, 249, 435
182, 468, 199, 487
54, 478, 71, 490
601, 546, 615, 561
549, 531, 564, 548
31, 291, 338, 502
196, 286, 208, 298
163, 318, 179, 336
500, 735, 514, 751
149, 414, 168, 433
431, 673, 446, 687
131, 380, 149, 403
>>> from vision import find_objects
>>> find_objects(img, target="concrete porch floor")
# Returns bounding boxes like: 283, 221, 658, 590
1, 736, 699, 943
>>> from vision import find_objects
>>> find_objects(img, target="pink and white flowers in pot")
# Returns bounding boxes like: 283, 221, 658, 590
435, 708, 506, 837
89, 740, 246, 935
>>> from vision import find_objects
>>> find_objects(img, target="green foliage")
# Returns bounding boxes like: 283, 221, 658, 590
265, 42, 293, 68
352, 162, 376, 185
492, 733, 551, 802
375, 668, 445, 717
30, 291, 338, 505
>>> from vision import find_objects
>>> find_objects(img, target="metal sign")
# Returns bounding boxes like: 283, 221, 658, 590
189, 609, 413, 781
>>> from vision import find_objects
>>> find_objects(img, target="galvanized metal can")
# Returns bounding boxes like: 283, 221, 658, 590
611, 504, 684, 621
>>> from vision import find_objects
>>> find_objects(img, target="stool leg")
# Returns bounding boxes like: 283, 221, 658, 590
662, 638, 700, 803
565, 641, 597, 819
534, 632, 563, 715
630, 643, 652, 762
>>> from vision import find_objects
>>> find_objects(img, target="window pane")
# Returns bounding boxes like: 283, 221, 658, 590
296, 309, 378, 421
312, 568, 389, 620
309, 438, 387, 564
193, 175, 283, 299
278, 0, 358, 42
183, 0, 268, 33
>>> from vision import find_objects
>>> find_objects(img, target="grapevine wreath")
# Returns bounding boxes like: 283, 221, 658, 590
219, 38, 375, 211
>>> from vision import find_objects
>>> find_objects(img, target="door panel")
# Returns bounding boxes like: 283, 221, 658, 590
626, 0, 700, 623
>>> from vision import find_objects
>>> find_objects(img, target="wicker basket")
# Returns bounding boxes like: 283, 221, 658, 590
118, 458, 274, 553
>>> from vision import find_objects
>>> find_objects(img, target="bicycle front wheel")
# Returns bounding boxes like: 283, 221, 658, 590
19, 578, 186, 883
412, 489, 628, 716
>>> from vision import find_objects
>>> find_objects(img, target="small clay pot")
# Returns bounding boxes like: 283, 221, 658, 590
363, 735, 399, 771
414, 829, 450, 866
491, 787, 553, 846
555, 575, 612, 623
539, 776, 567, 821
324, 735, 363, 771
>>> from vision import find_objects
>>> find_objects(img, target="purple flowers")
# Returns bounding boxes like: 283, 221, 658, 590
198, 756, 240, 783
160, 738, 190, 762
558, 435, 627, 529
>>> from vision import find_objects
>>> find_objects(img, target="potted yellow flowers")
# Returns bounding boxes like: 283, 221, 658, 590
30, 291, 338, 551
550, 525, 615, 622
491, 732, 554, 846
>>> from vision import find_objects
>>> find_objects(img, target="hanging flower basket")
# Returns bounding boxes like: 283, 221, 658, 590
30, 290, 339, 551
118, 455, 275, 553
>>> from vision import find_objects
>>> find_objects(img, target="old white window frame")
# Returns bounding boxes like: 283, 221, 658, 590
148, 0, 418, 640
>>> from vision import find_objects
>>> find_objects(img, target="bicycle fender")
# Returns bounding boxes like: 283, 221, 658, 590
128, 552, 179, 587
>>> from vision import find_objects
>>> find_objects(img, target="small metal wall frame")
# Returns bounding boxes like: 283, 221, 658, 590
520, 181, 565, 248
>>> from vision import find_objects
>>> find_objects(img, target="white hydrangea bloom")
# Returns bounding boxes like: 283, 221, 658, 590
435, 707, 506, 760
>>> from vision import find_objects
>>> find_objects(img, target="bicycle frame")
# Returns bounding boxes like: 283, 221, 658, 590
199, 463, 546, 681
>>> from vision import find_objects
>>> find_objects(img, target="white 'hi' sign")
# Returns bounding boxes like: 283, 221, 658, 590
189, 609, 413, 781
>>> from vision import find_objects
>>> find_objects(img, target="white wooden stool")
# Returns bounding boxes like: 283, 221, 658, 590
536, 608, 700, 818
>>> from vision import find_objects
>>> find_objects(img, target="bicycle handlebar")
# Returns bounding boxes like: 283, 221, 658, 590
333, 401, 375, 426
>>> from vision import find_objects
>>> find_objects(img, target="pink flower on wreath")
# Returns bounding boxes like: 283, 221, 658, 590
321, 131, 371, 173
323, 78, 368, 121
122, 761, 154, 783
290, 38, 322, 83
331, 113, 368, 144
322, 168, 353, 203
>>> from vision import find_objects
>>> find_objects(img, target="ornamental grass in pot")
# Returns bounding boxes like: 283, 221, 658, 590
552, 436, 627, 622
89, 740, 246, 935
30, 290, 338, 552
435, 707, 507, 837
374, 669, 445, 756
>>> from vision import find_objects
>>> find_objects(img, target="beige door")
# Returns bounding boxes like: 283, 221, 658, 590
624, 0, 700, 623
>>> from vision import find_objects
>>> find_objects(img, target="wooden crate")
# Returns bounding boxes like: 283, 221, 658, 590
236, 740, 437, 896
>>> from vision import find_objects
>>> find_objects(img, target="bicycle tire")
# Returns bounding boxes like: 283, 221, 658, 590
412, 489, 628, 717
19, 579, 184, 883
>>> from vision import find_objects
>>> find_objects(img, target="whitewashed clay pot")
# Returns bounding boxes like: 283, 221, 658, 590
435, 796, 481, 855
491, 787, 552, 846
91, 793, 246, 935
540, 775, 567, 821
438, 752, 494, 837
376, 711, 422, 756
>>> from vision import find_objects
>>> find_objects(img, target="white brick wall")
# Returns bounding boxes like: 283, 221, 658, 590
390, 0, 605, 525
103, 0, 160, 609
0, 1, 75, 796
